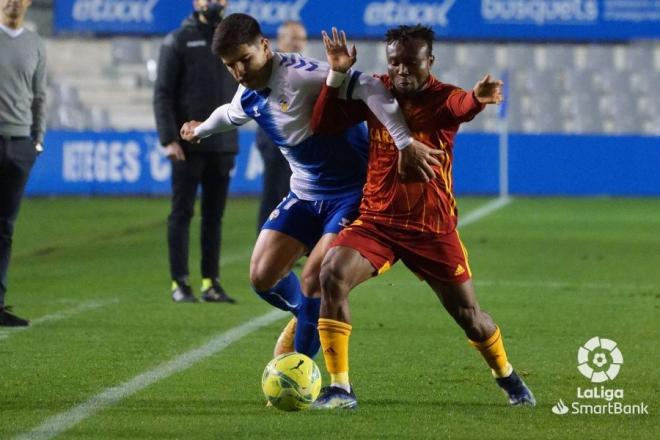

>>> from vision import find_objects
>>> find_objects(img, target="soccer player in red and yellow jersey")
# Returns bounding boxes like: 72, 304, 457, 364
310, 26, 535, 409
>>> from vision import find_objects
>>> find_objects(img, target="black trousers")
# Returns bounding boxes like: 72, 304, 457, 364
0, 137, 37, 306
256, 136, 291, 233
167, 151, 235, 283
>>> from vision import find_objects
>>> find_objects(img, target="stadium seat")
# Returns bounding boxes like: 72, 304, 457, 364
620, 44, 656, 72
89, 107, 112, 131
540, 45, 575, 70
434, 44, 458, 69
583, 45, 615, 71
111, 38, 145, 65
456, 43, 497, 71
503, 45, 536, 70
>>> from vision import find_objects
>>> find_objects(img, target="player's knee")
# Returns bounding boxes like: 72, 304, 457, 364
249, 262, 278, 292
319, 259, 349, 304
300, 271, 320, 298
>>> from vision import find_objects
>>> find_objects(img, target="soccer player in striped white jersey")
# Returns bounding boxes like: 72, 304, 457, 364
180, 13, 440, 361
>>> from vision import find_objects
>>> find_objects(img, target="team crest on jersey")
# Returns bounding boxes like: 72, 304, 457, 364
278, 94, 289, 112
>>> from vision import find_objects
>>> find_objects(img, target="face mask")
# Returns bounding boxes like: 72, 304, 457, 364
201, 3, 224, 27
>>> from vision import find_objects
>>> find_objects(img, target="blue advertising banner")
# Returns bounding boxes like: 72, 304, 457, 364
54, 0, 660, 40
25, 130, 660, 197
25, 130, 263, 196
54, 0, 187, 34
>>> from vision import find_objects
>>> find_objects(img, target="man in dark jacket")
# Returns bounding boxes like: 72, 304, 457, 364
153, 0, 237, 303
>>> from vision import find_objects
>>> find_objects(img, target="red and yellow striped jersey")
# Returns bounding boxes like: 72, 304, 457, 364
312, 74, 485, 234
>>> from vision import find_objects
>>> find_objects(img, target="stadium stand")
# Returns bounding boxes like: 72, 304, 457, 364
24, 2, 659, 135
39, 38, 658, 135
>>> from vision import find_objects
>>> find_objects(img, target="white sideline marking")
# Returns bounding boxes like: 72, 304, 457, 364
13, 309, 287, 440
458, 196, 512, 228
0, 299, 118, 342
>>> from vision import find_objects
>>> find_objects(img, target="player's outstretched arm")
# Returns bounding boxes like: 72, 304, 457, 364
445, 74, 503, 123
180, 85, 252, 143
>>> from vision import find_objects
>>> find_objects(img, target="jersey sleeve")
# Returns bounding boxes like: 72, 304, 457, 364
342, 71, 412, 150
441, 87, 486, 124
286, 55, 411, 148
194, 85, 251, 138
284, 54, 331, 93
311, 84, 368, 135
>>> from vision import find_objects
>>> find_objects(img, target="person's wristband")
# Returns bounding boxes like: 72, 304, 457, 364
395, 136, 413, 151
326, 70, 347, 88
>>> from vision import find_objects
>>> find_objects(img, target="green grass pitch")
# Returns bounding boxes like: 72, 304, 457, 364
0, 196, 658, 439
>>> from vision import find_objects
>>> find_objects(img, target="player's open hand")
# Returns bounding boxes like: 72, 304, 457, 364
180, 120, 202, 144
321, 27, 357, 73
398, 139, 445, 183
473, 74, 504, 105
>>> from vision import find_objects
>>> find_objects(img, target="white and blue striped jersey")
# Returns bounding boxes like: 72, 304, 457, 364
195, 52, 411, 200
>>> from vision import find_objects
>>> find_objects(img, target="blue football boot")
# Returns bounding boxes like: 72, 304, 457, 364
312, 385, 357, 410
495, 370, 536, 406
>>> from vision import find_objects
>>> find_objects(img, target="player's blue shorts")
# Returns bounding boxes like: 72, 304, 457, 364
261, 191, 362, 250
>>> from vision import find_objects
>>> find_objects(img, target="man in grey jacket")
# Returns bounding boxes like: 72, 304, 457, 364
0, 0, 46, 326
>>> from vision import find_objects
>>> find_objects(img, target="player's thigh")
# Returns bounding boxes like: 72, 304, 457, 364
321, 192, 362, 237
260, 193, 322, 250
399, 229, 472, 294
250, 229, 307, 288
320, 220, 396, 294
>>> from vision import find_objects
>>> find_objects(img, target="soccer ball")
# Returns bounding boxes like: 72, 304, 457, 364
261, 352, 322, 411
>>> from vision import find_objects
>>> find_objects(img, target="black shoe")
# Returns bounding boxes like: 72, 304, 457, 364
201, 280, 236, 304
171, 281, 198, 303
0, 306, 30, 327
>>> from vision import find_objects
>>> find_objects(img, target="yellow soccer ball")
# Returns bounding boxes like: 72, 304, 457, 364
261, 352, 322, 411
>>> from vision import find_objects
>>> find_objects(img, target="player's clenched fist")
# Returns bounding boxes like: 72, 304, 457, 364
473, 74, 504, 105
180, 120, 202, 143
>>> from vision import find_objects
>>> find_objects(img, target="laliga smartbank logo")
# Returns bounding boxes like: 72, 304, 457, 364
551, 337, 648, 416
577, 336, 623, 383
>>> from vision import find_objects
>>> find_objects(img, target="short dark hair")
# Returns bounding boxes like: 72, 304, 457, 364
385, 24, 435, 54
212, 13, 263, 57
